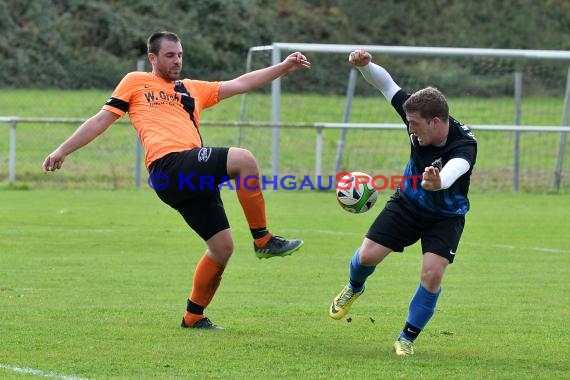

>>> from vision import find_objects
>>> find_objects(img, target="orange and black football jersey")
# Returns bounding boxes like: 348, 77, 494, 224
102, 72, 221, 170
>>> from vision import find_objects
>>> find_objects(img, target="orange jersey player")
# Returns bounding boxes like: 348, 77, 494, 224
102, 72, 219, 170
43, 31, 311, 330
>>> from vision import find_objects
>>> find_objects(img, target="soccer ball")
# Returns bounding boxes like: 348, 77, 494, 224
336, 171, 378, 214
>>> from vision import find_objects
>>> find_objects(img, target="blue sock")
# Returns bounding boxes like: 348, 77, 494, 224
348, 248, 376, 292
399, 284, 441, 341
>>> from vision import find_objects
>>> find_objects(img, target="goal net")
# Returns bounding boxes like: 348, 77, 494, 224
218, 43, 570, 192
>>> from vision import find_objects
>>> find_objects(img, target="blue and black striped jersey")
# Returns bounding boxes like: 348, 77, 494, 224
391, 90, 477, 216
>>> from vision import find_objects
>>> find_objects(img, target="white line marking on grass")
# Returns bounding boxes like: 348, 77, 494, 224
309, 229, 364, 236
462, 242, 570, 254
285, 228, 569, 254
1, 228, 114, 234
531, 247, 568, 253
0, 364, 92, 380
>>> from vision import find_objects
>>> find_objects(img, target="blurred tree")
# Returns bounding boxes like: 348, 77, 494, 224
0, 0, 568, 91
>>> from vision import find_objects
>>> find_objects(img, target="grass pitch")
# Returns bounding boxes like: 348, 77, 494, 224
1, 189, 569, 379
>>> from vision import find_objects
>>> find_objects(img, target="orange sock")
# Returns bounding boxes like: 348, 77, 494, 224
254, 233, 272, 248
183, 311, 204, 327
236, 174, 268, 231
183, 254, 225, 327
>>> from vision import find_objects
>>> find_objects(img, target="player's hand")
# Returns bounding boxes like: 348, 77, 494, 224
42, 148, 66, 172
421, 166, 442, 191
348, 49, 372, 67
283, 52, 311, 72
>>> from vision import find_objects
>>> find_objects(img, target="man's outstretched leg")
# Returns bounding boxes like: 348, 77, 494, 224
228, 147, 303, 258
329, 248, 374, 319
330, 240, 391, 319
181, 253, 225, 330
181, 229, 235, 330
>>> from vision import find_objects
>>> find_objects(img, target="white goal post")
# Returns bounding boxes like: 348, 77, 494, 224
241, 43, 570, 191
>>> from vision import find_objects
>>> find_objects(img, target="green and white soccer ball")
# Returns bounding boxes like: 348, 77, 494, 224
336, 171, 378, 214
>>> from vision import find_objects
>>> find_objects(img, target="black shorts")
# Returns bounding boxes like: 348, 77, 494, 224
366, 189, 465, 263
149, 147, 230, 241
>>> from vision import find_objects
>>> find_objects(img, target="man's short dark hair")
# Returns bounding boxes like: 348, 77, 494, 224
403, 86, 449, 122
147, 31, 180, 55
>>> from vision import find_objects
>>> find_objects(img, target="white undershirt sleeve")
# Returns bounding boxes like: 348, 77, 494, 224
357, 62, 402, 102
439, 158, 471, 189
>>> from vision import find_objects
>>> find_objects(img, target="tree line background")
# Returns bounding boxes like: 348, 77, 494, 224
1, 0, 569, 95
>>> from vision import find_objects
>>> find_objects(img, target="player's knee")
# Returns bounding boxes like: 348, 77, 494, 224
206, 230, 235, 263
219, 242, 234, 257
239, 149, 258, 171
210, 241, 234, 263
420, 268, 444, 291
359, 240, 390, 265
228, 147, 259, 176
359, 250, 387, 266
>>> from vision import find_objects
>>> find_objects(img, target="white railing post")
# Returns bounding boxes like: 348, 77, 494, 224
513, 70, 523, 191
315, 126, 323, 178
9, 119, 17, 183
134, 59, 146, 188
554, 64, 570, 191
271, 45, 282, 177
334, 68, 358, 176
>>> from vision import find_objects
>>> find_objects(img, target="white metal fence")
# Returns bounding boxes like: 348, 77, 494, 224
1, 116, 569, 192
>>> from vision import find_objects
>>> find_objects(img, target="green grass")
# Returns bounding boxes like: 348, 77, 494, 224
1, 189, 569, 379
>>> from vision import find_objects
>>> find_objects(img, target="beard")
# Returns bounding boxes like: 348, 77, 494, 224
154, 64, 181, 81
